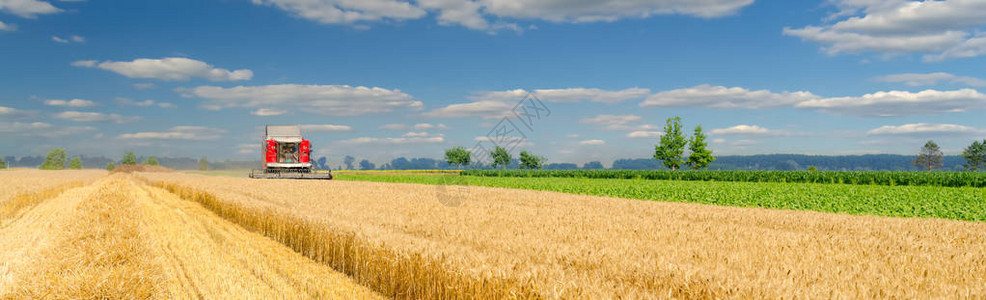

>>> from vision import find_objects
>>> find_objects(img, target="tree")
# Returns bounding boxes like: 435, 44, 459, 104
198, 157, 209, 171
144, 156, 159, 166
40, 148, 67, 170
344, 155, 356, 170
106, 162, 116, 171
0, 157, 6, 169
316, 156, 328, 170
687, 125, 715, 170
358, 159, 375, 170
582, 161, 604, 170
962, 140, 986, 171
444, 146, 471, 169
68, 157, 83, 169
913, 140, 944, 171
654, 116, 687, 170
490, 146, 511, 170
519, 150, 545, 169
122, 150, 138, 165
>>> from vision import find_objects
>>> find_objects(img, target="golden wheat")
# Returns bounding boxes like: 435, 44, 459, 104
141, 172, 986, 299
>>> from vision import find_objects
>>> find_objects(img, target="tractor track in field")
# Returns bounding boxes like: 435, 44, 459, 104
0, 173, 382, 299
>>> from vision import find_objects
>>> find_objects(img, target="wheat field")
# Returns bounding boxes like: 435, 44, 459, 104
141, 172, 986, 299
3, 169, 985, 299
0, 172, 380, 299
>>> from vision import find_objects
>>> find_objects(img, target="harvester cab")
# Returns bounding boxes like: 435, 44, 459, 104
249, 125, 333, 180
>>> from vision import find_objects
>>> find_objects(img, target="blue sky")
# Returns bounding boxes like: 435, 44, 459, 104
2, 0, 986, 167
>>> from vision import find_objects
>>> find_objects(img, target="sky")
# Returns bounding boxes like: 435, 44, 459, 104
2, 0, 986, 167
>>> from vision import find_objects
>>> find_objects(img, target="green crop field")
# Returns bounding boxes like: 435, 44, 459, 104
461, 169, 986, 188
336, 173, 986, 222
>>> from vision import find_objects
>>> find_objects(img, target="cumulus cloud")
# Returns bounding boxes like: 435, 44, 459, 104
257, 0, 754, 31
43, 98, 95, 107
52, 35, 83, 43
424, 87, 644, 118
182, 84, 423, 116
0, 21, 17, 31
867, 123, 983, 135
784, 0, 986, 61
339, 132, 445, 144
250, 108, 286, 116
118, 126, 227, 140
580, 139, 606, 145
252, 0, 426, 25
116, 97, 175, 108
641, 84, 820, 109
298, 124, 352, 132
0, 121, 94, 137
796, 88, 986, 117
0, 105, 33, 119
875, 72, 986, 87
709, 125, 791, 136
627, 131, 662, 138
579, 114, 651, 131
72, 57, 253, 81
53, 111, 140, 123
0, 0, 61, 18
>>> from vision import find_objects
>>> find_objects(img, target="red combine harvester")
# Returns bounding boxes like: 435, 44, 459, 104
249, 125, 333, 180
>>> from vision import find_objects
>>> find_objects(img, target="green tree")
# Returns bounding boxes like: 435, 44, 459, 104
490, 146, 511, 170
106, 162, 116, 171
40, 148, 67, 170
344, 155, 355, 170
519, 150, 545, 169
358, 159, 375, 170
686, 125, 715, 170
145, 156, 159, 166
808, 165, 818, 172
654, 116, 687, 170
0, 157, 6, 169
122, 150, 138, 165
913, 140, 944, 171
198, 157, 209, 171
962, 140, 986, 171
68, 157, 83, 169
444, 146, 471, 169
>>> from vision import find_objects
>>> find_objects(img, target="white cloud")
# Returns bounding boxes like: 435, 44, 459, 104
116, 97, 175, 108
0, 21, 17, 31
72, 57, 253, 81
0, 121, 94, 138
43, 98, 95, 107
182, 84, 423, 116
132, 83, 156, 90
641, 84, 820, 109
796, 88, 986, 117
298, 124, 352, 132
627, 131, 662, 138
0, 0, 61, 18
53, 111, 140, 123
0, 105, 32, 119
339, 132, 445, 145
424, 87, 644, 118
412, 123, 449, 130
252, 0, 426, 24
867, 123, 983, 135
380, 123, 409, 130
118, 126, 227, 140
257, 0, 753, 31
876, 72, 986, 87
51, 35, 83, 43
580, 139, 606, 145
710, 125, 785, 136
566, 134, 579, 138
250, 108, 286, 116
579, 114, 641, 130
784, 0, 986, 61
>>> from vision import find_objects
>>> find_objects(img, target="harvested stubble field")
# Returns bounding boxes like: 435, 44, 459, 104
141, 172, 986, 299
0, 171, 380, 299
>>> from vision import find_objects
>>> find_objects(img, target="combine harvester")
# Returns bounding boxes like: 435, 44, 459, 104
249, 125, 333, 180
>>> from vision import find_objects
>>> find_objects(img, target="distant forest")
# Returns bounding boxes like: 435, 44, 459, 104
3, 154, 973, 171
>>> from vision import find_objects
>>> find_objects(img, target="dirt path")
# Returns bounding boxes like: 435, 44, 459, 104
1, 174, 380, 299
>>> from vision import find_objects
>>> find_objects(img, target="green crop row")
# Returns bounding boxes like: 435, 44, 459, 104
459, 169, 986, 188
335, 173, 986, 222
